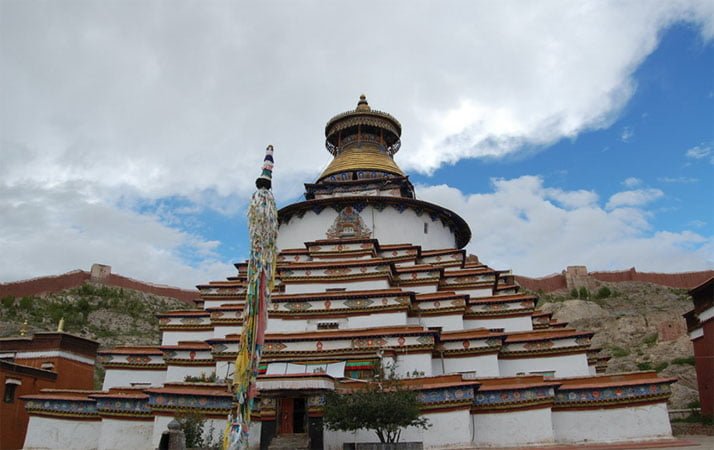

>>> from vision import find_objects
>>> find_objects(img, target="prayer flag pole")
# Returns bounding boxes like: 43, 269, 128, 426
224, 145, 278, 450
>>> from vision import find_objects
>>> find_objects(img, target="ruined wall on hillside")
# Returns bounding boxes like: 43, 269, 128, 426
0, 264, 198, 304
515, 266, 714, 293
0, 271, 91, 299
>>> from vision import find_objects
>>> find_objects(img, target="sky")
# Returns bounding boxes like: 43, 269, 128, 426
1, 1, 713, 289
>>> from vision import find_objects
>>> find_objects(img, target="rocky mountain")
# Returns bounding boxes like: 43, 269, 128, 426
537, 282, 697, 410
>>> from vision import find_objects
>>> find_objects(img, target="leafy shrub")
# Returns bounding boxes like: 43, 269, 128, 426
570, 288, 578, 298
671, 356, 696, 366
594, 286, 611, 299
19, 296, 33, 309
610, 346, 630, 357
578, 287, 590, 299
175, 410, 221, 449
653, 361, 669, 372
637, 362, 653, 371
184, 372, 217, 383
324, 363, 430, 443
1, 296, 15, 308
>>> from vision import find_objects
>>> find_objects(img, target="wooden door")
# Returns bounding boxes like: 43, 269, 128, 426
279, 398, 294, 434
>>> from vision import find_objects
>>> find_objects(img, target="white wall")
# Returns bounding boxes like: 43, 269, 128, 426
165, 365, 215, 382
443, 354, 500, 377
23, 416, 101, 450
152, 416, 172, 447
322, 409, 470, 450
213, 325, 242, 338
103, 368, 165, 390
414, 314, 463, 331
395, 353, 432, 377
277, 206, 457, 251
268, 312, 409, 332
161, 329, 214, 346
472, 408, 554, 447
498, 353, 589, 377
283, 278, 390, 294
552, 402, 672, 443
348, 311, 408, 329
464, 315, 533, 332
403, 284, 439, 294
215, 361, 234, 381
97, 419, 154, 450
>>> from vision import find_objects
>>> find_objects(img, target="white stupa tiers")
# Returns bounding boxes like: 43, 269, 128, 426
22, 97, 676, 450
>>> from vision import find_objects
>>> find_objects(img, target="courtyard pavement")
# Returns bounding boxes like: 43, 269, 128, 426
465, 435, 714, 450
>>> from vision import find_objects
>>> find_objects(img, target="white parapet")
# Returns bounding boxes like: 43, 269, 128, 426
165, 365, 215, 383
442, 353, 500, 377
103, 368, 165, 390
97, 418, 154, 450
498, 352, 590, 378
552, 402, 672, 443
472, 407, 554, 447
161, 329, 214, 346
465, 315, 533, 332
23, 416, 101, 450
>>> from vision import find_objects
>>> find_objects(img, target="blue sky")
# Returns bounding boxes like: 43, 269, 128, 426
415, 23, 713, 236
1, 2, 713, 288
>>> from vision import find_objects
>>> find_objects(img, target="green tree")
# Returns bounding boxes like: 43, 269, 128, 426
323, 364, 430, 443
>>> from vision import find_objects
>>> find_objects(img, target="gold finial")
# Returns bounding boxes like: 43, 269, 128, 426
57, 317, 65, 332
19, 320, 28, 336
356, 94, 370, 112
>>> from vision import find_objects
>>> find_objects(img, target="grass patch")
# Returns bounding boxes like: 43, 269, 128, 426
610, 346, 630, 357
671, 356, 696, 366
642, 333, 658, 346
637, 362, 653, 371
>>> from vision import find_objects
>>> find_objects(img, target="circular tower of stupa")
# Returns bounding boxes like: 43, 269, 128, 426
277, 96, 471, 250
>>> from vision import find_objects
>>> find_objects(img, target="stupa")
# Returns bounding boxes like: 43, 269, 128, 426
22, 97, 676, 450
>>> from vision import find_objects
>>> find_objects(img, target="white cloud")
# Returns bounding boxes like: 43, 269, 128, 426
658, 176, 700, 183
0, 182, 234, 288
622, 177, 642, 188
1, 1, 713, 285
620, 126, 634, 143
1, 1, 713, 197
685, 144, 713, 162
417, 177, 713, 276
606, 188, 664, 209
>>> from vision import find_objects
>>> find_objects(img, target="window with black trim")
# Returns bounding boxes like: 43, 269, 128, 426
4, 382, 18, 403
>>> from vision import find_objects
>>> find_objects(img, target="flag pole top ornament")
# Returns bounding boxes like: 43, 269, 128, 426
255, 145, 274, 190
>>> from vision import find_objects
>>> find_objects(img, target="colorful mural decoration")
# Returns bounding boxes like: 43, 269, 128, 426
326, 206, 372, 239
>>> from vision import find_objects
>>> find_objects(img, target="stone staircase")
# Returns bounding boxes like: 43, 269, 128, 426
268, 433, 310, 450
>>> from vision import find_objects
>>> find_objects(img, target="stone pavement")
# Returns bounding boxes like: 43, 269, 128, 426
464, 436, 714, 450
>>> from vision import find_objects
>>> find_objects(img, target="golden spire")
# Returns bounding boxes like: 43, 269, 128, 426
356, 94, 370, 112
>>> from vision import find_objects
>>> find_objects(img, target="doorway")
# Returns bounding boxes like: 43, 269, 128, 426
278, 397, 306, 434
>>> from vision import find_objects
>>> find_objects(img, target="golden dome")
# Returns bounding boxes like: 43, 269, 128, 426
319, 144, 404, 181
